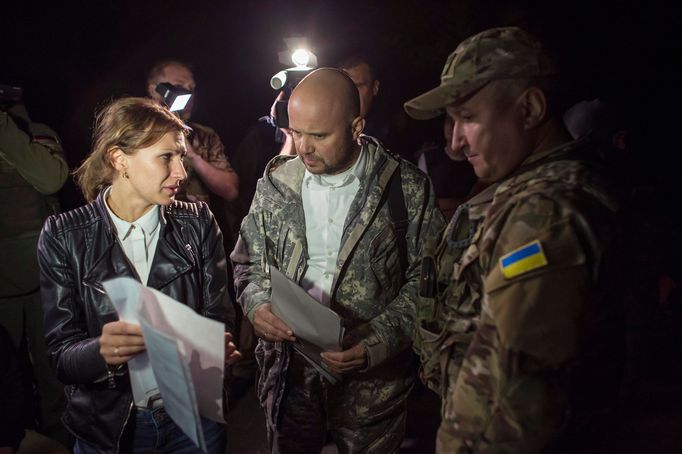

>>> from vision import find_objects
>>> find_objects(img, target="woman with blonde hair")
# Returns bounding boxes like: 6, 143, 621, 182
38, 97, 238, 453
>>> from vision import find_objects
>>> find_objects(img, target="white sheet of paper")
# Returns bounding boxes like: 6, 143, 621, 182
103, 278, 158, 406
102, 277, 226, 426
270, 266, 344, 351
138, 285, 226, 423
139, 317, 206, 452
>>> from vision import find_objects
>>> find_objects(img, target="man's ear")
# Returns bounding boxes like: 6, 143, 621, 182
372, 79, 380, 97
519, 86, 547, 130
351, 116, 365, 140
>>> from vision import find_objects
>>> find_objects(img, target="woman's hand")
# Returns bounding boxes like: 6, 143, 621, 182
99, 321, 146, 365
224, 332, 242, 367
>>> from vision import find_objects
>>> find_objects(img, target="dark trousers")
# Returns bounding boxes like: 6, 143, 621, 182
269, 352, 406, 454
0, 290, 69, 447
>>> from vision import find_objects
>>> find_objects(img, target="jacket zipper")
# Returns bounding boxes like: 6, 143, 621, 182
115, 399, 134, 454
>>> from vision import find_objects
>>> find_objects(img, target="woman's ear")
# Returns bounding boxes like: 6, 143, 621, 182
518, 87, 547, 130
109, 147, 128, 173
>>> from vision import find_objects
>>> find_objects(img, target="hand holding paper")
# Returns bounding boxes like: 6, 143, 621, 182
320, 341, 367, 374
224, 332, 242, 366
253, 303, 296, 342
99, 320, 146, 365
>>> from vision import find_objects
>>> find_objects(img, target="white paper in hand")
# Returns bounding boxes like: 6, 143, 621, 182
269, 266, 344, 351
102, 277, 226, 435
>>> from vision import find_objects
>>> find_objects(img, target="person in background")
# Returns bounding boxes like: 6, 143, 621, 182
339, 54, 389, 144
0, 92, 70, 448
415, 115, 478, 219
147, 60, 238, 205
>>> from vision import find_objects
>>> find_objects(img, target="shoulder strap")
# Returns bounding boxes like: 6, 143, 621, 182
387, 164, 409, 279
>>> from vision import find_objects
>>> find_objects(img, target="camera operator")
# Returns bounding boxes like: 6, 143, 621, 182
0, 85, 70, 448
146, 60, 239, 206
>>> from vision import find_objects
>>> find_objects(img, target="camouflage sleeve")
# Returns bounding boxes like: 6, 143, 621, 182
230, 178, 272, 321
442, 194, 598, 451
361, 166, 445, 370
194, 125, 232, 171
0, 109, 68, 194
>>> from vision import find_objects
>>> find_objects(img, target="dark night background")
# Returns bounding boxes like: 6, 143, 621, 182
2, 0, 681, 209
3, 1, 682, 450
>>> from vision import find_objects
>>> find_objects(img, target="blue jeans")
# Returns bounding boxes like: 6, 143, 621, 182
74, 406, 226, 453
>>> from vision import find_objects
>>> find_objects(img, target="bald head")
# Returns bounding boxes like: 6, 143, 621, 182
289, 68, 360, 123
287, 68, 365, 175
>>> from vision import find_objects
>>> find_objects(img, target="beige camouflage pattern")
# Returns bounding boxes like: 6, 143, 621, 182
404, 27, 558, 120
436, 138, 622, 452
414, 183, 497, 396
231, 136, 444, 446
178, 121, 233, 204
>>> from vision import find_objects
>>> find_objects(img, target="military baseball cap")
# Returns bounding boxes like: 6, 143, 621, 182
404, 26, 558, 120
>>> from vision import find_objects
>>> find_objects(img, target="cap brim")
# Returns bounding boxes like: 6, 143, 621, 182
404, 80, 487, 120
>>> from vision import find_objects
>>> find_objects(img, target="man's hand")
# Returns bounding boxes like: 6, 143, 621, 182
224, 332, 242, 366
99, 321, 146, 365
320, 342, 367, 374
183, 139, 199, 163
253, 303, 296, 342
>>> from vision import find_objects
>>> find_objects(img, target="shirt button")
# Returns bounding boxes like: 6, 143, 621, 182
328, 218, 333, 224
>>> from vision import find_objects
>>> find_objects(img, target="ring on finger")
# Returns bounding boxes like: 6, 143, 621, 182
113, 346, 120, 356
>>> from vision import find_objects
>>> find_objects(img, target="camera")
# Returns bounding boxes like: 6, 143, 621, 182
270, 68, 313, 129
270, 42, 318, 129
155, 83, 192, 113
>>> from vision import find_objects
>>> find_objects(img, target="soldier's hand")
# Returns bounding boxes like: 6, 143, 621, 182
321, 343, 367, 374
99, 321, 146, 365
253, 303, 296, 342
224, 332, 242, 366
183, 138, 199, 163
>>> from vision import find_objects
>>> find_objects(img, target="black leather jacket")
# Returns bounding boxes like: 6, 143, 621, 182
37, 190, 234, 453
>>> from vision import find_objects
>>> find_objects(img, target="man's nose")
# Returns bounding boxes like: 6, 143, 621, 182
297, 136, 312, 154
450, 121, 466, 157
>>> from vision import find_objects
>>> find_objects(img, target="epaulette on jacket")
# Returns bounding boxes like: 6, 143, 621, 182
164, 200, 205, 218
51, 203, 102, 234
267, 154, 296, 174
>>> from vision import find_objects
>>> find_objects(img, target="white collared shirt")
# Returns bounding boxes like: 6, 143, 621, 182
301, 149, 367, 306
104, 188, 161, 406
104, 188, 161, 286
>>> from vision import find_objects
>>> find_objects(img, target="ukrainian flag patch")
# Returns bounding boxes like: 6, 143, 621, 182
499, 240, 548, 279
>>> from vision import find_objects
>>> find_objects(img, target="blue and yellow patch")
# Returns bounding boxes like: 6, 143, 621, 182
499, 240, 548, 279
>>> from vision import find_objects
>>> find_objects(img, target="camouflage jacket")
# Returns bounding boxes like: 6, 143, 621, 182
415, 182, 497, 397
0, 103, 68, 297
231, 136, 443, 427
440, 137, 623, 452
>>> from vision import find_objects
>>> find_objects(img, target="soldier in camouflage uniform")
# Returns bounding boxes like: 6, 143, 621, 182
405, 27, 624, 452
231, 68, 443, 453
0, 100, 70, 447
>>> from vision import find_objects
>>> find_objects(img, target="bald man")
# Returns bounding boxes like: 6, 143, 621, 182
231, 68, 443, 453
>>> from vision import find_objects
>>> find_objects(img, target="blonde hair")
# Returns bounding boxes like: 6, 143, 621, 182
74, 97, 188, 202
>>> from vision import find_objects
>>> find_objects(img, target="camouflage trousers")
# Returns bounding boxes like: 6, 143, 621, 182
267, 351, 407, 454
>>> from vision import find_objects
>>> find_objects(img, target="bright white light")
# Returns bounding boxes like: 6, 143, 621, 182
169, 94, 191, 112
291, 48, 311, 67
